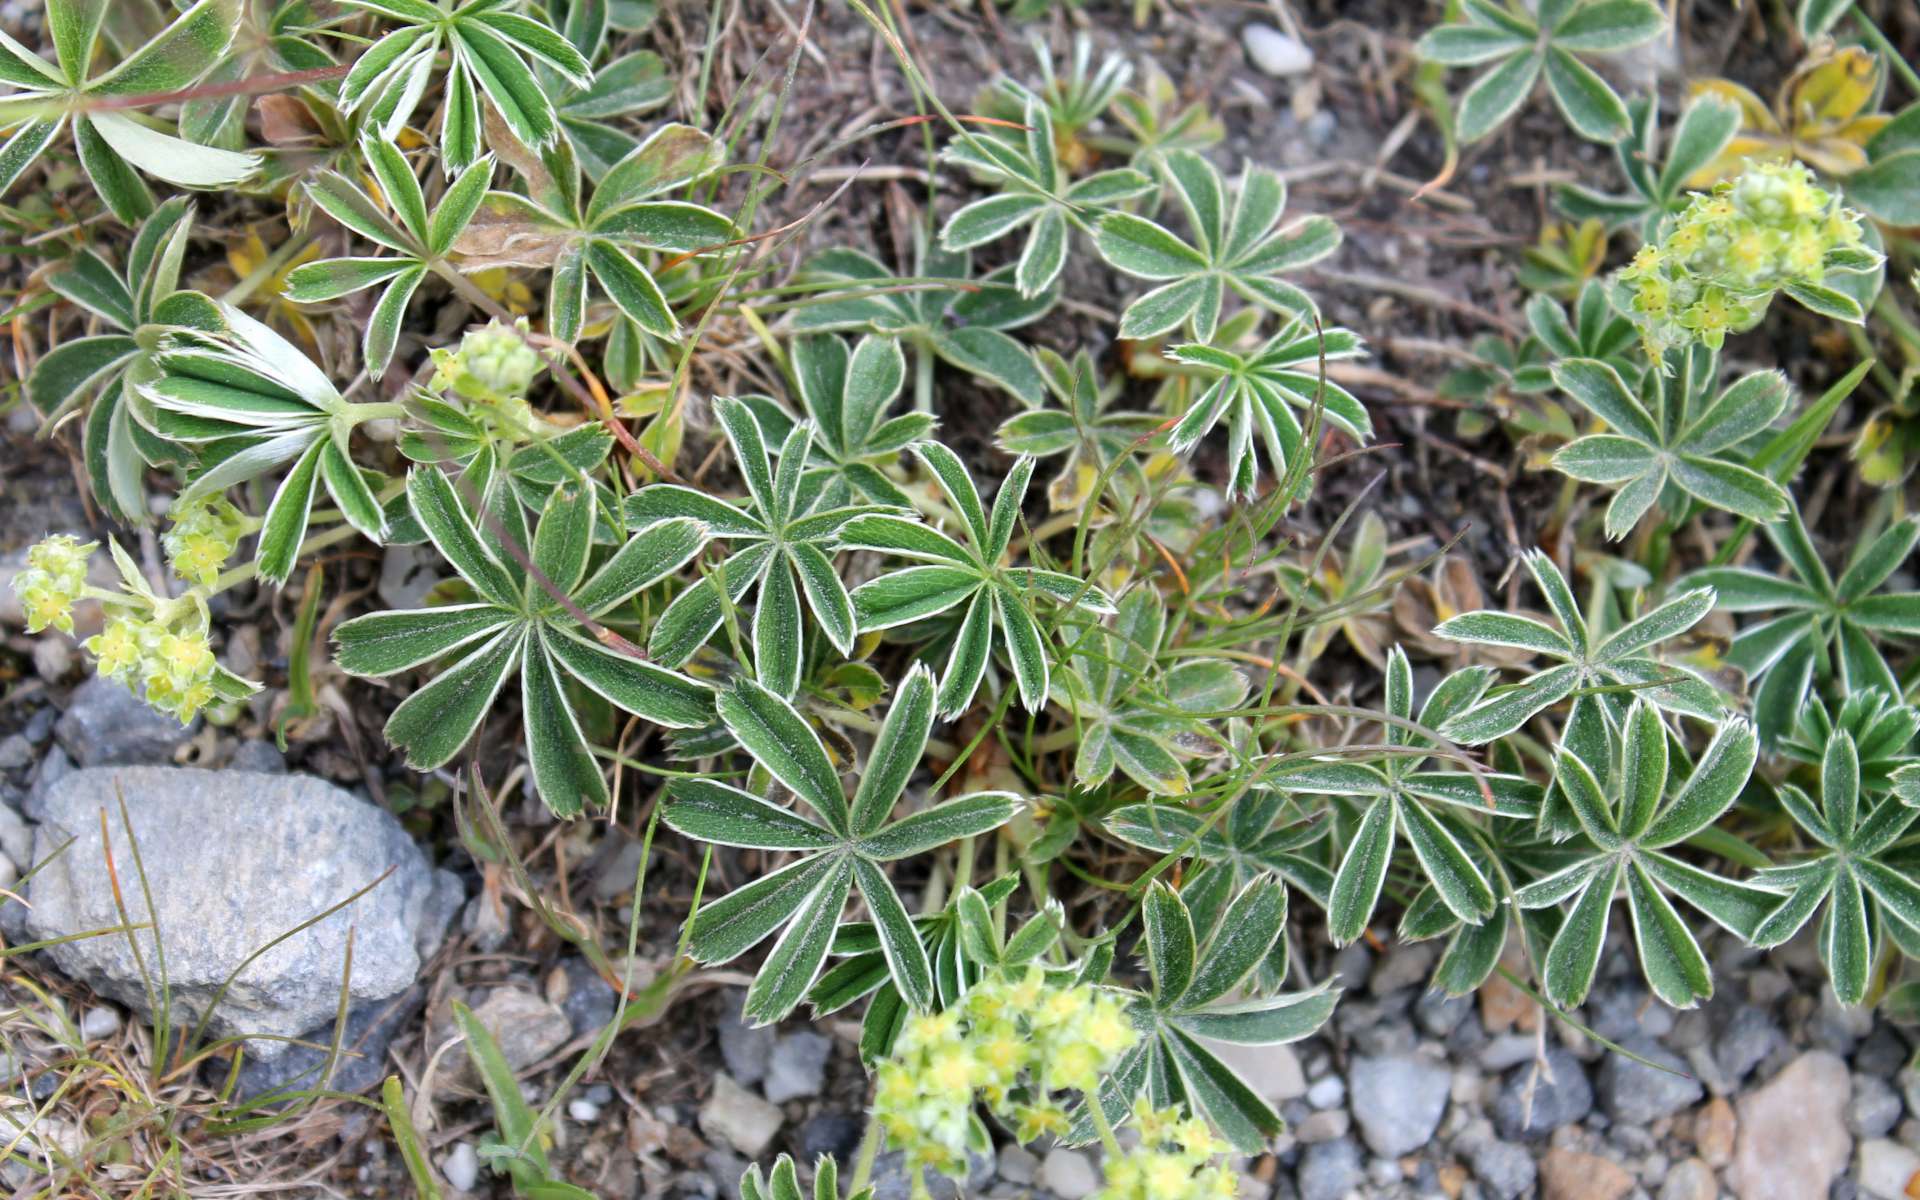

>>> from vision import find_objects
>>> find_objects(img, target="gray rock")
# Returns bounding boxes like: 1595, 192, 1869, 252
1414, 989, 1471, 1039
699, 1075, 783, 1157
77, 1006, 120, 1041
1307, 1074, 1346, 1109
23, 768, 458, 1060
797, 1113, 861, 1165
1463, 1137, 1536, 1199
1713, 1006, 1783, 1085
0, 801, 32, 871
764, 1031, 831, 1103
23, 744, 73, 819
1294, 1109, 1351, 1143
996, 1143, 1038, 1186
1597, 1036, 1703, 1125
227, 742, 286, 774
1856, 1027, 1909, 1078
237, 987, 425, 1099
1349, 1053, 1451, 1157
1297, 1137, 1364, 1200
718, 995, 775, 1086
1368, 943, 1436, 996
54, 677, 198, 767
448, 988, 572, 1084
0, 735, 31, 771
1493, 1046, 1593, 1141
1586, 981, 1674, 1042
1041, 1148, 1098, 1200
555, 957, 618, 1038
1850, 1074, 1903, 1139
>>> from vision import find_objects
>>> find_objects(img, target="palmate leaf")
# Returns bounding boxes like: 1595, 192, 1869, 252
1415, 0, 1666, 145
1106, 788, 1334, 984
624, 396, 890, 696
808, 875, 1062, 1064
1163, 318, 1368, 501
842, 443, 1114, 719
26, 196, 196, 519
334, 471, 714, 816
337, 0, 592, 174
662, 667, 1018, 1025
1513, 701, 1774, 1007
0, 0, 259, 222
1550, 351, 1791, 539
939, 97, 1154, 298
1558, 93, 1742, 239
1267, 647, 1542, 944
132, 297, 393, 584
1050, 589, 1248, 796
1686, 503, 1920, 745
1751, 724, 1920, 1005
1433, 549, 1721, 744
1094, 150, 1339, 341
1080, 881, 1337, 1153
735, 334, 933, 509
786, 239, 1055, 405
996, 347, 1162, 513
469, 125, 733, 343
287, 138, 495, 378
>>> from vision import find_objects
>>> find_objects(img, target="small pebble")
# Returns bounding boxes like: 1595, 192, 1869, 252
1242, 23, 1314, 77
441, 1142, 479, 1192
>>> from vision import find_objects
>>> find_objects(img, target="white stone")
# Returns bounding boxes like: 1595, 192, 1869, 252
1205, 1038, 1307, 1102
1727, 1051, 1851, 1200
700, 1074, 784, 1158
1242, 24, 1314, 78
78, 1006, 120, 1041
1859, 1139, 1920, 1200
441, 1142, 479, 1192
567, 1098, 600, 1122
1042, 1147, 1099, 1200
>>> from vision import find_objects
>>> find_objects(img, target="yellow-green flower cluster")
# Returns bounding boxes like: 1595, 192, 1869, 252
85, 608, 220, 723
1617, 161, 1868, 356
12, 535, 97, 635
872, 969, 1138, 1193
429, 319, 546, 438
1095, 1101, 1238, 1200
163, 496, 246, 588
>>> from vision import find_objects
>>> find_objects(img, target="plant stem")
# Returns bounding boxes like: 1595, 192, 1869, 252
1851, 10, 1920, 97
1084, 1086, 1124, 1158
849, 1106, 884, 1193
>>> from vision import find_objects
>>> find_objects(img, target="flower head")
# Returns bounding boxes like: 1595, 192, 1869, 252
13, 535, 96, 634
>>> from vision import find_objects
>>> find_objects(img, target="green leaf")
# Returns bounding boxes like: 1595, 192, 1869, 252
1432, 611, 1573, 657
716, 677, 850, 836
1456, 50, 1541, 144
333, 605, 514, 676
1327, 802, 1395, 945
256, 439, 327, 585
541, 627, 714, 727
407, 467, 521, 607
852, 857, 933, 1012
384, 626, 526, 769
522, 633, 607, 817
849, 664, 934, 835
661, 778, 837, 850
1543, 859, 1620, 1007
742, 860, 852, 1025
857, 791, 1018, 860
1542, 47, 1629, 141
1625, 860, 1712, 1007
1143, 882, 1197, 1005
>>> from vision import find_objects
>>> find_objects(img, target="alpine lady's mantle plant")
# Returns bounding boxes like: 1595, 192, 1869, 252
11, 0, 1920, 1193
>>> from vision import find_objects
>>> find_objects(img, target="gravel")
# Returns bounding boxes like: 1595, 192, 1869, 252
764, 1031, 831, 1103
1493, 1046, 1593, 1141
1596, 1035, 1703, 1125
1349, 1053, 1451, 1157
1297, 1137, 1365, 1200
